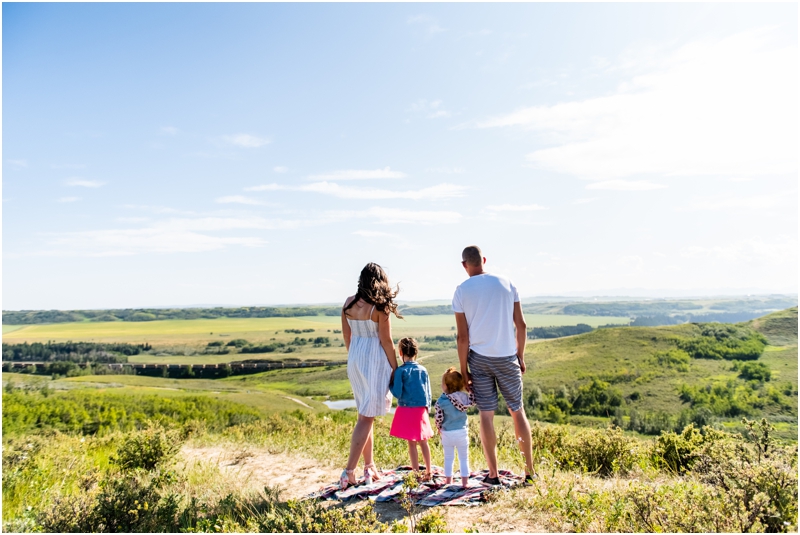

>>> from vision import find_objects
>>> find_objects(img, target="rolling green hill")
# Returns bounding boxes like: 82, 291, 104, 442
747, 306, 798, 346
225, 308, 798, 439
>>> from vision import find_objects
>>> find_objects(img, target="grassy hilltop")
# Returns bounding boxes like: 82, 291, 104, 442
2, 308, 797, 532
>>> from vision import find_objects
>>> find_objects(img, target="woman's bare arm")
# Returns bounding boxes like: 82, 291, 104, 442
341, 296, 355, 351
377, 310, 398, 370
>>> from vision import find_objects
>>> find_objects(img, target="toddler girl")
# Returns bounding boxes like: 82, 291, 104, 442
433, 367, 476, 487
389, 337, 433, 480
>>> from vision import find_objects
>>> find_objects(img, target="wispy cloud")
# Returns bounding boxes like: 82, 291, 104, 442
66, 178, 106, 188
366, 207, 461, 225
51, 163, 86, 170
160, 126, 179, 135
425, 166, 465, 174
483, 204, 548, 212
7, 159, 28, 168
245, 181, 465, 200
37, 205, 461, 257
215, 195, 274, 206
679, 194, 787, 212
57, 197, 81, 203
408, 99, 451, 119
47, 228, 268, 256
223, 134, 271, 148
352, 230, 395, 238
472, 28, 797, 181
408, 14, 447, 35
307, 167, 406, 180
681, 237, 795, 264
273, 166, 289, 173
586, 180, 666, 191
352, 229, 412, 248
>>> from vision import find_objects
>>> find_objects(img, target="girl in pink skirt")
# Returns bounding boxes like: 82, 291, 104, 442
389, 337, 433, 480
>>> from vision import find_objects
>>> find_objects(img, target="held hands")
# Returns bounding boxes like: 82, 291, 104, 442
462, 370, 473, 392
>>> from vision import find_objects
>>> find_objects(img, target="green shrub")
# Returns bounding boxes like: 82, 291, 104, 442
653, 349, 690, 371
111, 426, 183, 471
416, 509, 448, 533
735, 361, 772, 382
677, 324, 767, 360
692, 418, 798, 532
652, 424, 726, 474
559, 425, 640, 477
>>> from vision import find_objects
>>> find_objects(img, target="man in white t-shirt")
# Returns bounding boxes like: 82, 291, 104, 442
453, 245, 535, 485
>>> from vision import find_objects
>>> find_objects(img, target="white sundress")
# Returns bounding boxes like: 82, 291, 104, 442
347, 307, 393, 417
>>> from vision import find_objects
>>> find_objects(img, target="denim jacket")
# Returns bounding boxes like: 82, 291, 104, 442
390, 361, 432, 408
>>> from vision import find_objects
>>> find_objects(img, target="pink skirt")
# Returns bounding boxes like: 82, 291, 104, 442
390, 406, 434, 441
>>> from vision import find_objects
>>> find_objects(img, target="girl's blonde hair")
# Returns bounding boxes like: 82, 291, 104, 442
398, 337, 418, 359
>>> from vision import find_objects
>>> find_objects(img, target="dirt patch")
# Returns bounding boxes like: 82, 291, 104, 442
180, 445, 549, 531
283, 396, 312, 408
181, 445, 333, 498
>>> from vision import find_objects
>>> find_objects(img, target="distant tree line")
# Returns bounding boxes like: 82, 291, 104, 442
398, 305, 453, 315
631, 311, 769, 327
561, 298, 796, 319
2, 342, 150, 363
2, 306, 342, 325
527, 324, 594, 339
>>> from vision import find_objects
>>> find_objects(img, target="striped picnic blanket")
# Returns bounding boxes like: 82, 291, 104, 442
307, 466, 523, 507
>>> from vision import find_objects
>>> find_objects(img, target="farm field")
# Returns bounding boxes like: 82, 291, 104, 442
1, 313, 630, 352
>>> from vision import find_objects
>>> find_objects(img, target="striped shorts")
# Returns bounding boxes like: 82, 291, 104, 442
467, 350, 523, 412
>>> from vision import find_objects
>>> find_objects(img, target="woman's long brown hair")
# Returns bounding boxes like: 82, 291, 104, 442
343, 262, 403, 319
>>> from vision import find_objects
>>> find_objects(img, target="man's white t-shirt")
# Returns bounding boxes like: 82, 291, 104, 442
452, 273, 520, 357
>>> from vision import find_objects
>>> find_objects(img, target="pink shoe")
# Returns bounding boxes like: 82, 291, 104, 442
340, 469, 356, 490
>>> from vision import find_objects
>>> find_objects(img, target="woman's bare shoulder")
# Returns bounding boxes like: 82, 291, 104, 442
343, 295, 358, 308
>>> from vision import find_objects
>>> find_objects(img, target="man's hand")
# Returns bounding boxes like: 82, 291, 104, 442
462, 369, 473, 392
518, 357, 526, 374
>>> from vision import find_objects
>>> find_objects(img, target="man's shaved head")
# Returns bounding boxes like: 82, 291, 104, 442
462, 245, 483, 267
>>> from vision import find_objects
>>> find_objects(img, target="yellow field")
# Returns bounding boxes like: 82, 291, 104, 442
2, 313, 629, 347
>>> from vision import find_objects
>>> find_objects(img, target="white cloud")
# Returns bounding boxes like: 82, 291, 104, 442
7, 159, 28, 168
616, 255, 645, 271
586, 180, 666, 191
425, 166, 465, 174
307, 167, 406, 180
51, 163, 86, 169
47, 228, 268, 256
245, 181, 466, 200
352, 230, 395, 238
408, 99, 451, 119
484, 204, 548, 212
160, 126, 178, 135
366, 207, 462, 225
215, 195, 272, 206
408, 14, 446, 35
273, 166, 289, 173
57, 197, 81, 203
66, 178, 106, 188
679, 194, 786, 211
224, 134, 271, 148
681, 237, 795, 264
474, 28, 797, 181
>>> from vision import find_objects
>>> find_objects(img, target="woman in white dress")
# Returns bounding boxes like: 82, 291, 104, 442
339, 263, 401, 488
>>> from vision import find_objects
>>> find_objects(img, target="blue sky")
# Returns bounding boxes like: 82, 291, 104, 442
2, 3, 797, 310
